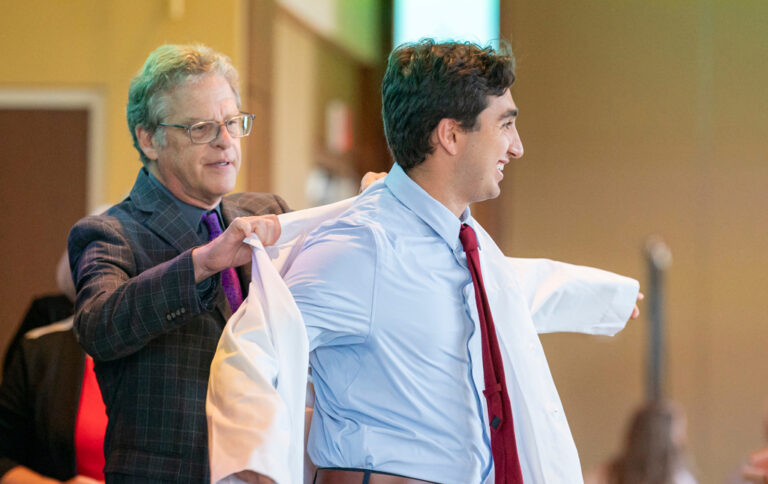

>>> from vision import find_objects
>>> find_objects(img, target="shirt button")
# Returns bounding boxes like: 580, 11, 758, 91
180, 307, 186, 314
166, 314, 172, 321
175, 309, 182, 316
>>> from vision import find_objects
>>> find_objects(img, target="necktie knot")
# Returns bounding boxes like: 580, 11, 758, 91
459, 223, 479, 252
201, 211, 223, 240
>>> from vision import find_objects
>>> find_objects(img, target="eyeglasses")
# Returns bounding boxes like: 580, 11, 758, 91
159, 113, 255, 144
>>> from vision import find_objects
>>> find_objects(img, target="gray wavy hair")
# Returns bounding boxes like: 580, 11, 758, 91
126, 43, 241, 164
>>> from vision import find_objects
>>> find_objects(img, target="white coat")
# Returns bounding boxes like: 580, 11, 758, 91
207, 196, 639, 484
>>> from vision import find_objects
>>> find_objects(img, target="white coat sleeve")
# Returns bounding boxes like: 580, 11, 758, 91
506, 258, 639, 335
207, 200, 358, 484
207, 238, 309, 484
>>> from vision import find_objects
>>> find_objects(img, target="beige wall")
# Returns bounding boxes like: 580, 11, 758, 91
271, 7, 384, 210
0, 0, 247, 205
502, 1, 768, 481
0, 0, 381, 208
272, 10, 318, 209
277, 0, 382, 64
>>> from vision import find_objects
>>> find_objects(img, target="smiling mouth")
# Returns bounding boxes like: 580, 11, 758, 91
497, 162, 506, 173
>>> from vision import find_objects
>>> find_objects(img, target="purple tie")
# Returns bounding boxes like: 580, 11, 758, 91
201, 211, 243, 313
459, 224, 524, 483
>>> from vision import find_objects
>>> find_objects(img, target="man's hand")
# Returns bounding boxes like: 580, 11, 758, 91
359, 171, 387, 193
64, 476, 104, 484
742, 464, 768, 483
630, 292, 645, 319
1, 467, 104, 484
234, 471, 276, 484
192, 215, 281, 283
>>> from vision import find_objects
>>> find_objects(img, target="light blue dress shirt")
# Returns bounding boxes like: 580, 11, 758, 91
285, 163, 494, 483
211, 162, 638, 483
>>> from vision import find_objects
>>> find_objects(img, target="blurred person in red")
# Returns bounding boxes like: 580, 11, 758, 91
0, 250, 106, 484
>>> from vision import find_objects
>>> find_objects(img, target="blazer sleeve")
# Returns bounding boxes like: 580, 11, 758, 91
68, 215, 217, 361
273, 194, 291, 214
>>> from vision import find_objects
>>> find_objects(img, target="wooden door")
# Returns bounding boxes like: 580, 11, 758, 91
0, 109, 87, 371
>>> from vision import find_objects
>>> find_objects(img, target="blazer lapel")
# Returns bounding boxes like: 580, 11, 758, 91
221, 197, 252, 294
130, 169, 233, 323
130, 169, 202, 255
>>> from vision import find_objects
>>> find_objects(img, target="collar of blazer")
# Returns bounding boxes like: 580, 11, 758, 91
220, 196, 253, 299
129, 168, 203, 256
130, 168, 255, 319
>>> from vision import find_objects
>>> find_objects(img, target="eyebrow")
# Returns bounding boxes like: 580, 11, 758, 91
498, 109, 519, 121
183, 112, 243, 124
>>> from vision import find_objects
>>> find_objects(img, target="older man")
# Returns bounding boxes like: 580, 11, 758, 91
68, 44, 282, 483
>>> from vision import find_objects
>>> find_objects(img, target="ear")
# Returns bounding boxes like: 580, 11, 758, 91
136, 126, 159, 161
432, 118, 461, 156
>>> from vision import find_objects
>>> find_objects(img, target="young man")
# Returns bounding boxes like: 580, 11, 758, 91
283, 40, 642, 483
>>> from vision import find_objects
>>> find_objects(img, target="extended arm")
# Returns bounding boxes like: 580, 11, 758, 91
506, 257, 640, 335
69, 215, 280, 361
69, 216, 210, 361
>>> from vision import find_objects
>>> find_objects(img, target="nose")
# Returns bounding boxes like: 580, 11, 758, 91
211, 122, 236, 149
508, 126, 524, 159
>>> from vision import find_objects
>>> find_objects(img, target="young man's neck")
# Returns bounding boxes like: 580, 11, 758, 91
406, 162, 467, 219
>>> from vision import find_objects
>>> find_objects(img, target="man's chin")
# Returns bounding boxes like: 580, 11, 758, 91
469, 190, 501, 207
485, 185, 502, 201
210, 176, 237, 196
212, 186, 235, 198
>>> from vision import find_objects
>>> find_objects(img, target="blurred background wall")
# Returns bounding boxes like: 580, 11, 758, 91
503, 1, 768, 481
0, 0, 766, 481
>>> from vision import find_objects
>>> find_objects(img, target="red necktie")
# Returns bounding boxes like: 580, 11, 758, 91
459, 224, 524, 483
201, 211, 243, 312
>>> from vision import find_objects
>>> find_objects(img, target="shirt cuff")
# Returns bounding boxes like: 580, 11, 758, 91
196, 273, 220, 310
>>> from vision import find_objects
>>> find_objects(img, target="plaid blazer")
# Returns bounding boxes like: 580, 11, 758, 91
68, 169, 289, 483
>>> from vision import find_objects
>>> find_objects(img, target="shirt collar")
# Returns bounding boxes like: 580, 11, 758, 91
385, 162, 471, 248
147, 169, 223, 231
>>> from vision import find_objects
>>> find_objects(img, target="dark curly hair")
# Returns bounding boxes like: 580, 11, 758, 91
382, 39, 516, 171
